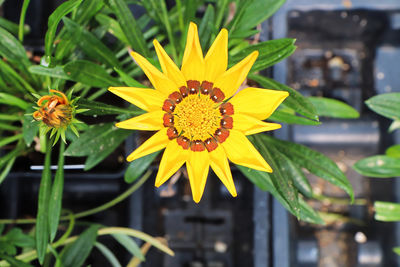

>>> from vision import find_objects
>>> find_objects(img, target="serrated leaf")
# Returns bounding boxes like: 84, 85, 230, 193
108, 0, 149, 56
269, 108, 321, 126
249, 74, 319, 121
262, 135, 354, 201
62, 17, 121, 68
64, 60, 121, 87
29, 65, 70, 80
60, 225, 100, 267
112, 233, 144, 261
374, 201, 400, 222
125, 151, 159, 183
308, 97, 359, 119
353, 155, 400, 178
386, 145, 400, 159
35, 141, 52, 264
44, 0, 83, 57
251, 135, 300, 217
49, 141, 65, 242
365, 93, 400, 120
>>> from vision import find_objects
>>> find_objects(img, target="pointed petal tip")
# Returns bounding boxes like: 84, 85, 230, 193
189, 21, 197, 30
193, 194, 202, 203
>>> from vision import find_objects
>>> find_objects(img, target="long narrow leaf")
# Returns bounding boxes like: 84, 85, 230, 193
44, 0, 83, 58
35, 140, 52, 264
95, 242, 122, 267
112, 233, 144, 261
108, 0, 149, 56
49, 141, 65, 242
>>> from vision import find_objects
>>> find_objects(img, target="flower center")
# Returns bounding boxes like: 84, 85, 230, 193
162, 80, 234, 152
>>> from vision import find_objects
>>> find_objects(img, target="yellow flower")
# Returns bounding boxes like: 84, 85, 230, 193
109, 23, 289, 202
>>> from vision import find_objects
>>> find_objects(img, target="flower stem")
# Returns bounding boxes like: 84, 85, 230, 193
0, 170, 152, 224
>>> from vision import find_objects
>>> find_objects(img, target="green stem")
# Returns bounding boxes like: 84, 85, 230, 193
318, 211, 365, 226
0, 170, 152, 224
18, 0, 30, 42
0, 133, 23, 148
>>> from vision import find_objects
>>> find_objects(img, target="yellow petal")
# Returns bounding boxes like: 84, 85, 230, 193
230, 87, 289, 120
116, 110, 164, 131
209, 146, 237, 197
108, 87, 164, 112
232, 113, 282, 135
204, 28, 228, 82
186, 150, 209, 203
181, 22, 205, 81
130, 51, 176, 95
155, 141, 188, 187
214, 51, 258, 98
153, 39, 186, 88
127, 128, 168, 162
222, 130, 272, 172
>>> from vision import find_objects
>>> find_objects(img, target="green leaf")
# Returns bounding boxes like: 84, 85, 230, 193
62, 17, 121, 68
23, 108, 39, 146
94, 242, 122, 267
308, 97, 359, 119
280, 154, 313, 198
0, 254, 34, 267
0, 134, 23, 148
77, 98, 143, 116
0, 93, 29, 110
0, 27, 30, 63
269, 108, 321, 126
262, 135, 354, 202
64, 123, 131, 170
114, 68, 146, 88
64, 60, 121, 87
112, 233, 144, 261
3, 228, 35, 248
44, 0, 83, 57
125, 151, 159, 183
249, 74, 319, 121
252, 135, 299, 216
374, 201, 400, 222
60, 225, 100, 267
365, 93, 400, 120
198, 4, 215, 49
108, 0, 149, 56
95, 14, 128, 44
0, 17, 29, 36
29, 65, 70, 80
35, 140, 52, 264
18, 0, 31, 42
353, 155, 400, 178
232, 39, 296, 71
229, 0, 286, 32
393, 247, 400, 256
49, 141, 65, 242
386, 145, 400, 159
238, 165, 324, 224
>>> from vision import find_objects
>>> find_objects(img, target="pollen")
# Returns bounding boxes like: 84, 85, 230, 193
174, 94, 220, 140
162, 80, 235, 152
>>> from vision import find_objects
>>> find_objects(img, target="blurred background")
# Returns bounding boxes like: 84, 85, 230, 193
1, 0, 400, 266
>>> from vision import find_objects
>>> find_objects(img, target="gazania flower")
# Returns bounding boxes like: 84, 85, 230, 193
109, 23, 288, 202
33, 89, 82, 144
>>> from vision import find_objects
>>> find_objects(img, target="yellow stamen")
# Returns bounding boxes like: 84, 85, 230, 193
174, 94, 220, 140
